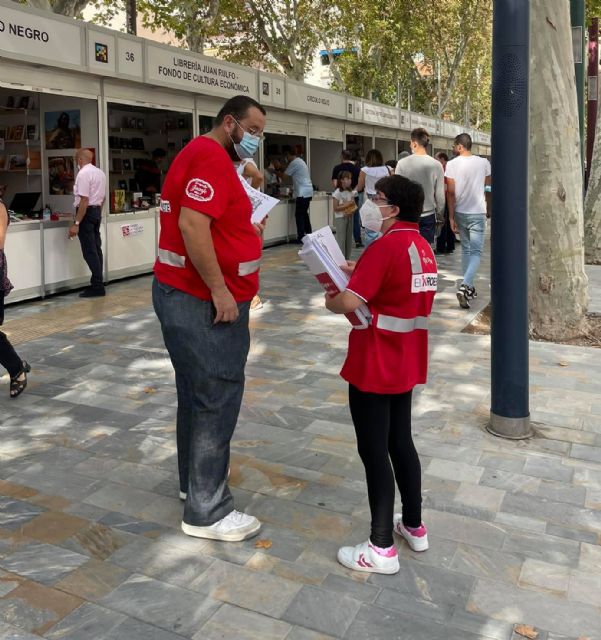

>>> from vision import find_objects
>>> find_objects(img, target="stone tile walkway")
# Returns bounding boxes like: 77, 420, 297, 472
0, 242, 600, 639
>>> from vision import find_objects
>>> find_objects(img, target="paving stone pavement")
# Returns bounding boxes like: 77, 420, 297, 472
0, 241, 600, 639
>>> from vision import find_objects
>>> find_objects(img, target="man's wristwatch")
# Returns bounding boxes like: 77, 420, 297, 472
73, 220, 79, 226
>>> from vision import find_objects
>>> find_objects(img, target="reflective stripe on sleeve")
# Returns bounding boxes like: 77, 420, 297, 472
238, 258, 261, 276
158, 248, 186, 268
376, 314, 428, 332
408, 242, 423, 274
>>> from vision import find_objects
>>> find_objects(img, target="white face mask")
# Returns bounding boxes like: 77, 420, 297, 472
359, 199, 396, 233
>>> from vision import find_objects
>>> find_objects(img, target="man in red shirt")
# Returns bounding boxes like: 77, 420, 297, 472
324, 175, 437, 574
153, 95, 266, 542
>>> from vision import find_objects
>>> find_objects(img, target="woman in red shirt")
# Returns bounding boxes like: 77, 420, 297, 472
325, 175, 437, 574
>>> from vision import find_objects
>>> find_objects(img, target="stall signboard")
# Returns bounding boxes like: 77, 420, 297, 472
145, 43, 258, 99
259, 74, 285, 108
362, 101, 399, 129
286, 81, 346, 118
399, 110, 411, 131
346, 98, 363, 122
443, 121, 465, 139
259, 74, 284, 106
87, 27, 116, 76
116, 36, 144, 80
0, 1, 84, 70
411, 113, 439, 134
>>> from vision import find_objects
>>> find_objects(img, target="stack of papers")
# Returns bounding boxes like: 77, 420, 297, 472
298, 226, 371, 329
238, 176, 280, 223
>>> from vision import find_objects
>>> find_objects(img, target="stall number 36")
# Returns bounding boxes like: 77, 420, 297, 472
125, 51, 135, 62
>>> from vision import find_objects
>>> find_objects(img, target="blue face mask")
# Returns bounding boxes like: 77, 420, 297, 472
234, 131, 261, 159
230, 117, 261, 160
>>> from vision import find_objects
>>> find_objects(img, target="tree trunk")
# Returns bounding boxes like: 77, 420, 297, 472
528, 0, 589, 339
584, 110, 601, 264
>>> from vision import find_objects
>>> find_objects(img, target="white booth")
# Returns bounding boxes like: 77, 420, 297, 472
0, 0, 482, 303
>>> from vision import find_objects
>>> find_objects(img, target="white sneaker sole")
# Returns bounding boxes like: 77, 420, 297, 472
336, 549, 400, 574
181, 518, 260, 542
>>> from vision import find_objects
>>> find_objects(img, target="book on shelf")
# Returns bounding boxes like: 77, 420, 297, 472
0, 155, 6, 170
7, 125, 25, 141
112, 157, 123, 171
8, 154, 27, 170
27, 150, 41, 170
26, 124, 38, 141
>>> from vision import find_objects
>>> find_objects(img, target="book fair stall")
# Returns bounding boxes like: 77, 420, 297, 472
0, 0, 490, 303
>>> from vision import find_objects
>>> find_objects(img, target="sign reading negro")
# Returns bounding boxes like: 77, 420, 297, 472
0, 5, 83, 67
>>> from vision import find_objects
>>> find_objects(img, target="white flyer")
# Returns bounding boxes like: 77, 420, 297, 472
238, 175, 280, 223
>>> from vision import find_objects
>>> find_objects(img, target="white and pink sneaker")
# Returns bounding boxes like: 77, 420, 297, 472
337, 539, 400, 574
393, 515, 429, 552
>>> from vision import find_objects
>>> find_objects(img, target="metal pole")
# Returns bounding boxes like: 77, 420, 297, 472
587, 18, 599, 188
571, 1, 586, 178
489, 0, 531, 439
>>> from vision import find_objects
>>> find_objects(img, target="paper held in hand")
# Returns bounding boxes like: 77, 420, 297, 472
298, 226, 371, 329
239, 176, 280, 224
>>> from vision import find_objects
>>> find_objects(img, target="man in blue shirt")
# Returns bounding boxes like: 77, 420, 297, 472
284, 149, 313, 243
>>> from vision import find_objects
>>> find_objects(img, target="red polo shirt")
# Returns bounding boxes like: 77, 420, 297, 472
154, 136, 261, 302
341, 221, 437, 394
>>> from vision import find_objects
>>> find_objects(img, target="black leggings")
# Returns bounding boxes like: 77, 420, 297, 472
0, 297, 22, 378
349, 384, 422, 547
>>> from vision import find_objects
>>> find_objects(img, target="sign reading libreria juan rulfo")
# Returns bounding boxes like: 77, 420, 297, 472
146, 44, 258, 99
0, 3, 84, 68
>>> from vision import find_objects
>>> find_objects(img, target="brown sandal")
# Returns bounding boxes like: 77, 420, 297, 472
10, 361, 30, 398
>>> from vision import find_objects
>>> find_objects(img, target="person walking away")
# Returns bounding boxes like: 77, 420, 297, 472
284, 149, 313, 243
0, 190, 30, 398
395, 128, 444, 245
135, 148, 167, 199
356, 149, 391, 247
434, 152, 455, 254
445, 133, 491, 308
331, 171, 357, 260
69, 149, 107, 298
324, 175, 436, 573
331, 149, 362, 247
234, 158, 264, 309
153, 95, 266, 542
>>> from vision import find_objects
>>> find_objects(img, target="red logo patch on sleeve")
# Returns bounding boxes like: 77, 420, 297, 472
185, 178, 214, 202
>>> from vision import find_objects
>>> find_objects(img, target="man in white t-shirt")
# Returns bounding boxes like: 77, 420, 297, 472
445, 133, 491, 309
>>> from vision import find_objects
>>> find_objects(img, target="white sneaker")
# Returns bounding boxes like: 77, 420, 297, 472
337, 539, 400, 574
181, 510, 260, 542
393, 515, 429, 552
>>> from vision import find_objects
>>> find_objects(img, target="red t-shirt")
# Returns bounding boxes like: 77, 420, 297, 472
341, 221, 437, 394
154, 136, 261, 302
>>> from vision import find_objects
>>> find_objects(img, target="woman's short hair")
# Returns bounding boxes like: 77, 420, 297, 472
374, 175, 424, 224
365, 148, 384, 167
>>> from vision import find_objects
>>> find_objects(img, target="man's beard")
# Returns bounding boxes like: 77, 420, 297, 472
225, 136, 241, 162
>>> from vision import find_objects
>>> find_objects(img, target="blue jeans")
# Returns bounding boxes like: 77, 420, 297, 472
419, 213, 436, 244
455, 212, 486, 287
152, 278, 251, 526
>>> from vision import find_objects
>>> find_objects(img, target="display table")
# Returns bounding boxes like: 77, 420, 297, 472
4, 220, 43, 303
263, 192, 332, 247
106, 209, 158, 280
5, 197, 333, 303
43, 219, 105, 296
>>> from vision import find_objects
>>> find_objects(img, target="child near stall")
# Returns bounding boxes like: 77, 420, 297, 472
331, 170, 357, 260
